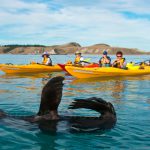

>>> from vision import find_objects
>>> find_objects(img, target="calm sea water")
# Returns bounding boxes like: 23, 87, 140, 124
0, 54, 150, 150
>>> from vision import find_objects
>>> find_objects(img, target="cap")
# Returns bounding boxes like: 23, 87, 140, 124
42, 52, 49, 57
103, 51, 108, 55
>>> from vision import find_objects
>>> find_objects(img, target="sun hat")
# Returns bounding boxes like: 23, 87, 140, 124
103, 51, 108, 55
42, 52, 49, 57
75, 51, 81, 55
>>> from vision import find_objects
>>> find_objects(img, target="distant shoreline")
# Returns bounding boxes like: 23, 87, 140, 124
0, 42, 150, 55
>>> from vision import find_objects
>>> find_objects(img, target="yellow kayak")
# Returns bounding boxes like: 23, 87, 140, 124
0, 63, 13, 68
65, 66, 150, 78
0, 64, 62, 74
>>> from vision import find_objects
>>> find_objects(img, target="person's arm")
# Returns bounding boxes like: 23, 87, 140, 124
99, 57, 102, 66
42, 58, 44, 64
120, 58, 126, 68
108, 57, 111, 64
112, 60, 117, 67
49, 58, 52, 65
104, 56, 111, 64
46, 58, 52, 65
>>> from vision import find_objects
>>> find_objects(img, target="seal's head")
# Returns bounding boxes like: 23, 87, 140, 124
37, 76, 64, 116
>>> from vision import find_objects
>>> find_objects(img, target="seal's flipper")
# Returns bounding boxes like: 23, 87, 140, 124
69, 97, 116, 116
37, 76, 64, 115
69, 97, 116, 131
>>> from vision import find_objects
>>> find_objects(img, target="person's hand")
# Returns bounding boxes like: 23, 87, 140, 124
112, 60, 117, 66
104, 56, 110, 63
103, 55, 107, 59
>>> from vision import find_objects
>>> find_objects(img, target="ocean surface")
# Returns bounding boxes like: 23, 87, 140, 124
0, 54, 150, 150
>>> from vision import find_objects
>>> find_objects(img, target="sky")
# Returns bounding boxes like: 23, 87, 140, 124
0, 0, 150, 51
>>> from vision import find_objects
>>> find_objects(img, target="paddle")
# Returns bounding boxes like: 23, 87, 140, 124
80, 58, 91, 64
80, 58, 99, 65
135, 59, 150, 65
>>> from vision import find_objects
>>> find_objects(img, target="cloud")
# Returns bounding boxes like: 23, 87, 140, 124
0, 0, 150, 51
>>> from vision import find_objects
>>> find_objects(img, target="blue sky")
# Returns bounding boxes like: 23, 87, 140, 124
0, 0, 150, 51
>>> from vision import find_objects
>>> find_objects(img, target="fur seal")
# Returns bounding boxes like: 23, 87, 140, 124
0, 76, 116, 132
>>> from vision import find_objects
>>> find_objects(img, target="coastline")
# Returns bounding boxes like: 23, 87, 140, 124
0, 42, 150, 55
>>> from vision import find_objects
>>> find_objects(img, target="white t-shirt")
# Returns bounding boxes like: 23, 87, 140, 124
80, 56, 84, 66
80, 56, 84, 61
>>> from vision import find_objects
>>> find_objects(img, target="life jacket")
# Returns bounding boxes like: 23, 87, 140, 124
114, 58, 125, 68
99, 56, 111, 66
42, 57, 49, 64
74, 56, 81, 64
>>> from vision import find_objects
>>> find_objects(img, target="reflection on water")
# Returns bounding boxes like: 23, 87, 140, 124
69, 75, 150, 100
0, 89, 11, 94
71, 75, 150, 84
36, 132, 58, 150
111, 81, 126, 100
0, 73, 51, 79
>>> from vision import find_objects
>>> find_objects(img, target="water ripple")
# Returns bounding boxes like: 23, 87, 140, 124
0, 55, 150, 149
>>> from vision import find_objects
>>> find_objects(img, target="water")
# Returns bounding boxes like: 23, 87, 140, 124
0, 54, 150, 149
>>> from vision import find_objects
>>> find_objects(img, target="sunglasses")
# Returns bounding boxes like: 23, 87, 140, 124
117, 55, 122, 57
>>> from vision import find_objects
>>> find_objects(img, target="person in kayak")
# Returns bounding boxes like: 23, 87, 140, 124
42, 52, 52, 66
99, 51, 111, 67
112, 51, 126, 69
74, 51, 84, 66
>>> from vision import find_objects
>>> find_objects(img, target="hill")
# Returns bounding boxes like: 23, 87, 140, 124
0, 42, 149, 55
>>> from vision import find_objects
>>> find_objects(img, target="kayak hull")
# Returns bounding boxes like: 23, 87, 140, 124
0, 63, 13, 68
65, 66, 150, 78
1, 64, 62, 74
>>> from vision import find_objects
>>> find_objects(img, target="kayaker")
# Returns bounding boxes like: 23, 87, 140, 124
42, 52, 52, 66
74, 51, 84, 66
142, 60, 150, 66
99, 51, 111, 67
112, 51, 126, 69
